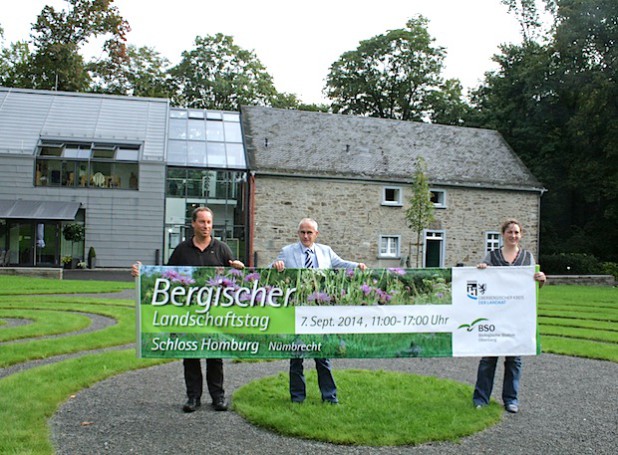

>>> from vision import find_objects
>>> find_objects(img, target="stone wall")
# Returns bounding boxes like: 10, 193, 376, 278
253, 175, 541, 268
0, 267, 63, 279
546, 275, 616, 286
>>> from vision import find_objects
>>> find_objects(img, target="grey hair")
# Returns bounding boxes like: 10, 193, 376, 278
298, 218, 318, 231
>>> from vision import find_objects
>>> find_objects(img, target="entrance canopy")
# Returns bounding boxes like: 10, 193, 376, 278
0, 200, 80, 220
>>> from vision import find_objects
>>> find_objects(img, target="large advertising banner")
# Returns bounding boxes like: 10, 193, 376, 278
136, 265, 539, 359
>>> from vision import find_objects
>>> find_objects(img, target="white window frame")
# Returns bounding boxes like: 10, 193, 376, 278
430, 189, 447, 208
378, 235, 401, 258
381, 186, 403, 206
485, 231, 501, 252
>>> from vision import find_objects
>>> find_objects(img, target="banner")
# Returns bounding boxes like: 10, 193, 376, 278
136, 266, 539, 359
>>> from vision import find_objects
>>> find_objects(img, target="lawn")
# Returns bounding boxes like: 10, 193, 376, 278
0, 277, 615, 452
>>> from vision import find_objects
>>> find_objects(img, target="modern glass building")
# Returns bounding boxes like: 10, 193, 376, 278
163, 107, 248, 262
0, 87, 249, 268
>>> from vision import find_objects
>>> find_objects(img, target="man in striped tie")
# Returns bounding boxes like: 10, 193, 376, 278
272, 218, 366, 404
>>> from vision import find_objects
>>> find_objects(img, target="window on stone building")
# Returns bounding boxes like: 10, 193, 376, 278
485, 232, 501, 252
379, 235, 400, 258
382, 186, 402, 206
430, 189, 447, 208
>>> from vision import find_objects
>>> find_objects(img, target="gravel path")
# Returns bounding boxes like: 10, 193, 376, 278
50, 354, 618, 454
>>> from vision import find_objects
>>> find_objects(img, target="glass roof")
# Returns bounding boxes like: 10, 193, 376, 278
166, 108, 247, 169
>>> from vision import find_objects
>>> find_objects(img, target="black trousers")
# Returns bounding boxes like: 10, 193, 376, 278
183, 358, 224, 401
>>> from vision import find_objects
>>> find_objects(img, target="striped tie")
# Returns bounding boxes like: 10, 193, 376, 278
304, 249, 314, 269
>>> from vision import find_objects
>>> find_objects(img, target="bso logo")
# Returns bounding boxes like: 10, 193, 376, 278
478, 324, 495, 332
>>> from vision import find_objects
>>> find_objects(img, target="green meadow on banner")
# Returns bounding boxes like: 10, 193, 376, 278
136, 265, 539, 359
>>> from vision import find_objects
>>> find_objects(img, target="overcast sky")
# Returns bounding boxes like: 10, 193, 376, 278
3, 0, 523, 104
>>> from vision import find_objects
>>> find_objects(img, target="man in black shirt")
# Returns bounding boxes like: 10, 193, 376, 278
133, 206, 244, 413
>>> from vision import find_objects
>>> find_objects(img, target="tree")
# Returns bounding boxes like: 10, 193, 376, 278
324, 15, 467, 123
426, 78, 473, 126
405, 157, 435, 267
499, 0, 549, 42
62, 222, 85, 261
469, 0, 618, 262
10, 0, 130, 91
169, 34, 278, 110
89, 44, 173, 98
0, 39, 33, 88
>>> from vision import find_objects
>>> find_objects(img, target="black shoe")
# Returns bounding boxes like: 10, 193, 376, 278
212, 396, 228, 411
182, 397, 201, 413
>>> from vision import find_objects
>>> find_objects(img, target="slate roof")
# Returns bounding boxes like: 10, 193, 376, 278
241, 106, 544, 192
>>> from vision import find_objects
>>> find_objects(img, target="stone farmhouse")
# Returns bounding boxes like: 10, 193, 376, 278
242, 106, 545, 268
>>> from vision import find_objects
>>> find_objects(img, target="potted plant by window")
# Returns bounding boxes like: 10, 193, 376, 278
62, 255, 74, 269
62, 223, 85, 268
87, 246, 97, 269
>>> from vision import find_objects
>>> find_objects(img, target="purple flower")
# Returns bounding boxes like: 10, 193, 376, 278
346, 269, 356, 278
162, 270, 180, 280
376, 288, 392, 303
221, 277, 236, 288
387, 267, 406, 276
162, 270, 195, 285
360, 284, 373, 296
307, 292, 331, 304
176, 276, 196, 286
229, 268, 243, 277
244, 272, 261, 282
207, 275, 225, 287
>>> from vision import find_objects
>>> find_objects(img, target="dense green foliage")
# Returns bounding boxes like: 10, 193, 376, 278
324, 16, 469, 124
1, 0, 129, 92
169, 34, 280, 110
468, 0, 618, 262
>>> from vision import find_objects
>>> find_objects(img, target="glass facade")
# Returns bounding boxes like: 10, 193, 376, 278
0, 211, 85, 267
164, 108, 248, 263
167, 108, 246, 169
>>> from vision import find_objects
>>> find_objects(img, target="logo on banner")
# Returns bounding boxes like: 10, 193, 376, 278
458, 317, 490, 332
466, 281, 487, 300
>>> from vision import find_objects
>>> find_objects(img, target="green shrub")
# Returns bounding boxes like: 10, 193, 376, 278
62, 223, 85, 242
540, 253, 603, 275
601, 262, 618, 280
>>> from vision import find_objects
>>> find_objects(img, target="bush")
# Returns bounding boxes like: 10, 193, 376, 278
62, 223, 85, 242
540, 253, 603, 275
601, 262, 618, 280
